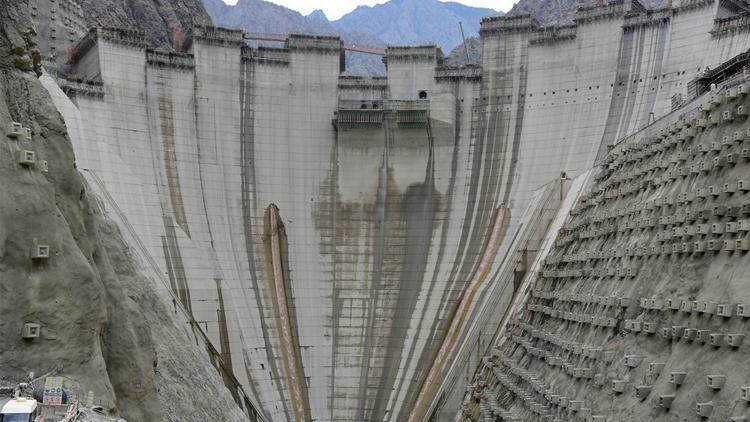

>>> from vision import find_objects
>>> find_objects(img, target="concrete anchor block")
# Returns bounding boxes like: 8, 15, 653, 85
716, 304, 733, 317
726, 333, 745, 347
710, 333, 724, 347
696, 401, 714, 418
741, 386, 750, 401
624, 355, 643, 368
17, 150, 36, 166
21, 323, 40, 339
643, 322, 658, 334
574, 367, 593, 379
700, 301, 717, 314
6, 121, 24, 138
659, 394, 675, 409
670, 371, 687, 386
738, 304, 750, 317
698, 330, 712, 343
635, 385, 652, 400
683, 328, 698, 341
612, 380, 628, 393
648, 298, 661, 310
707, 375, 726, 389
31, 244, 50, 260
661, 327, 672, 338
649, 362, 666, 376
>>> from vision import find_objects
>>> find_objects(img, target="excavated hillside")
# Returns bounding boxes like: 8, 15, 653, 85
469, 81, 750, 420
0, 2, 248, 420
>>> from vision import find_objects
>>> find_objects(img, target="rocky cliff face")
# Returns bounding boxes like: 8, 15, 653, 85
77, 0, 212, 49
0, 1, 246, 420
507, 0, 668, 25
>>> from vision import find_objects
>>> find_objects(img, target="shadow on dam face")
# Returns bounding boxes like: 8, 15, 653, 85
312, 118, 456, 420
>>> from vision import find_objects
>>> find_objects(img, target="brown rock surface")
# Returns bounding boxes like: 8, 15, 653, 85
0, 1, 247, 420
77, 0, 212, 49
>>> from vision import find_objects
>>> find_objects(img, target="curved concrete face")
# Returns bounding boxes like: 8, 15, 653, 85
42, 1, 750, 419
49, 29, 501, 421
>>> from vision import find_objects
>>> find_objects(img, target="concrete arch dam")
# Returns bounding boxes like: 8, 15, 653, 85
42, 0, 750, 417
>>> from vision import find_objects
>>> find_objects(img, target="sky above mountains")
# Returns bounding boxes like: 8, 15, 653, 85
220, 0, 509, 20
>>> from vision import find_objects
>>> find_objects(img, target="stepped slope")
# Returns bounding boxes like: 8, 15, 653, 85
469, 72, 750, 422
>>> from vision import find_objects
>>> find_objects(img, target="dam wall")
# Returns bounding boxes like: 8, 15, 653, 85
51, 25, 502, 421
40, 0, 750, 418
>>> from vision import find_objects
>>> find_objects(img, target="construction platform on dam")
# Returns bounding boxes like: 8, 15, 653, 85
17, 0, 750, 419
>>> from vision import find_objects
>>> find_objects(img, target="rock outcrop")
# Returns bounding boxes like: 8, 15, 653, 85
0, 1, 247, 420
77, 0, 212, 49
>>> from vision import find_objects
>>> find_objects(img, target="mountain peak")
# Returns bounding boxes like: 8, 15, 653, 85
333, 0, 501, 52
307, 9, 329, 22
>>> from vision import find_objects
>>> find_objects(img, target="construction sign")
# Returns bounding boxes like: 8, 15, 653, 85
43, 377, 63, 405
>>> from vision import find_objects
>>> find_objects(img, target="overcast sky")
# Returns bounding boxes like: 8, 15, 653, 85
221, 0, 511, 20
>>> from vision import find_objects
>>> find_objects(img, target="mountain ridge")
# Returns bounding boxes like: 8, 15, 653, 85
331, 0, 499, 52
204, 0, 503, 74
